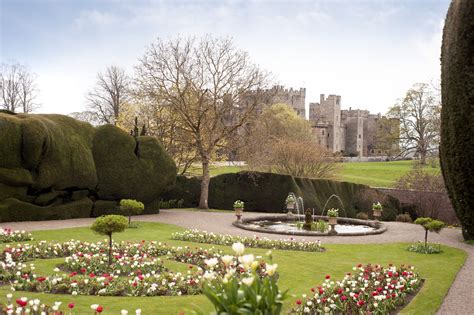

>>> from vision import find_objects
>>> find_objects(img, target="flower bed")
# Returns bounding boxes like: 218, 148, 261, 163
292, 264, 422, 314
0, 228, 33, 243
1, 293, 142, 314
171, 229, 325, 252
0, 240, 274, 297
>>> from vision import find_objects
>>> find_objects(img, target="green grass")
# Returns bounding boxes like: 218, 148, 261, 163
185, 160, 440, 187
337, 160, 440, 187
0, 221, 465, 315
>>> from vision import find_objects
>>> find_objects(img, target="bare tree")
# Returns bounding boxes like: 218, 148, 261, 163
68, 111, 104, 126
87, 65, 130, 125
388, 83, 440, 164
0, 62, 39, 113
135, 36, 271, 209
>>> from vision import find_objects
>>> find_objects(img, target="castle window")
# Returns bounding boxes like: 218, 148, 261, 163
358, 134, 361, 139
322, 130, 325, 135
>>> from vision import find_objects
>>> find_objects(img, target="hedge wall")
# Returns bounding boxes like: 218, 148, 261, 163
440, 0, 474, 239
165, 172, 401, 220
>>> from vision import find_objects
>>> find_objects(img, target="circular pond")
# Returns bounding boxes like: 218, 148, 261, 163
233, 215, 387, 236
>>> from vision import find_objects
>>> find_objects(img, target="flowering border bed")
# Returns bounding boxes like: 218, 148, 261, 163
292, 263, 422, 314
171, 229, 325, 252
0, 240, 273, 297
0, 228, 33, 243
1, 293, 142, 314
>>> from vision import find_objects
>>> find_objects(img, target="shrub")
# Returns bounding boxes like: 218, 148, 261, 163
119, 199, 144, 226
414, 217, 445, 250
356, 212, 369, 220
396, 213, 413, 223
440, 0, 474, 240
395, 168, 446, 219
91, 215, 128, 265
327, 208, 339, 217
233, 200, 244, 209
407, 241, 442, 254
311, 220, 329, 232
165, 172, 402, 218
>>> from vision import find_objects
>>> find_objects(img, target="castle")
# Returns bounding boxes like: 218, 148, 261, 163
257, 86, 399, 157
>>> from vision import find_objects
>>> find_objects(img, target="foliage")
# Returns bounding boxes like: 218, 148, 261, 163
353, 188, 401, 221
407, 241, 442, 254
93, 125, 177, 202
285, 193, 296, 204
242, 104, 339, 179
388, 83, 441, 164
327, 208, 339, 217
171, 229, 324, 252
0, 221, 466, 314
233, 200, 244, 209
440, 0, 474, 240
135, 35, 271, 209
395, 213, 413, 223
165, 172, 402, 218
200, 244, 287, 314
292, 264, 422, 314
311, 220, 329, 233
413, 217, 445, 251
0, 228, 33, 243
91, 215, 128, 237
372, 202, 382, 210
120, 199, 145, 225
356, 212, 369, 220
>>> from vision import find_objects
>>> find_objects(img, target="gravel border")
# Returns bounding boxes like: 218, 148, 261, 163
1, 209, 472, 314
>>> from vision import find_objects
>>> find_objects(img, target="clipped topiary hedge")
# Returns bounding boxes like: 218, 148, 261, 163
440, 0, 474, 240
0, 113, 176, 222
165, 172, 401, 220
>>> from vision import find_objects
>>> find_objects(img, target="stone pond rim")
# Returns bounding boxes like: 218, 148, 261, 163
233, 215, 388, 236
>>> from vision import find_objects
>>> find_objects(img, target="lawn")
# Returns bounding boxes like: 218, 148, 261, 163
184, 160, 440, 188
0, 221, 465, 315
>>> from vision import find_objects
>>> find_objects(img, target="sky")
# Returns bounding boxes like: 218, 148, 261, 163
1, 0, 450, 116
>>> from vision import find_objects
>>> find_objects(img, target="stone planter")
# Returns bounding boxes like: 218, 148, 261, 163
373, 209, 382, 218
328, 217, 338, 225
234, 207, 243, 220
286, 202, 295, 211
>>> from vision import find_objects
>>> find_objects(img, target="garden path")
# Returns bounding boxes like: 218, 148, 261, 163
1, 209, 472, 315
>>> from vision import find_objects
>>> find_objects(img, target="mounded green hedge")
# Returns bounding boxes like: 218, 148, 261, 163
440, 0, 474, 239
0, 197, 93, 222
165, 172, 401, 220
0, 113, 176, 222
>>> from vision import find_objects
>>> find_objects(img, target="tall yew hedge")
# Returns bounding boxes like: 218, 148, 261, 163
440, 0, 474, 239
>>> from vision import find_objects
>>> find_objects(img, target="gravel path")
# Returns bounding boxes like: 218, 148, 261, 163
1, 209, 472, 314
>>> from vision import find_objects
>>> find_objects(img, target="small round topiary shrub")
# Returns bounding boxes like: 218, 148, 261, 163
119, 199, 145, 226
91, 215, 128, 265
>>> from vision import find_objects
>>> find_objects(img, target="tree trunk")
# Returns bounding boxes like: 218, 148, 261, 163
199, 158, 210, 209
108, 234, 113, 266
424, 229, 428, 247
128, 214, 131, 226
420, 151, 427, 165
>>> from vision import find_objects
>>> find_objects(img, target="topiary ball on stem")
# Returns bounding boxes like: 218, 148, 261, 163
119, 199, 145, 227
91, 215, 128, 265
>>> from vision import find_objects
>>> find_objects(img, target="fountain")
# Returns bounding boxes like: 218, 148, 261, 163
233, 193, 387, 236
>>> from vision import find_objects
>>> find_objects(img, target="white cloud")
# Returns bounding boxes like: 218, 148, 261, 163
74, 10, 120, 29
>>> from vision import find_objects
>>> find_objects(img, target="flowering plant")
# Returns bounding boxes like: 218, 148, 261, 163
372, 202, 383, 211
200, 243, 288, 314
171, 229, 325, 252
233, 200, 244, 209
0, 228, 33, 243
326, 208, 339, 217
0, 293, 142, 314
0, 240, 236, 297
292, 264, 422, 314
285, 194, 296, 205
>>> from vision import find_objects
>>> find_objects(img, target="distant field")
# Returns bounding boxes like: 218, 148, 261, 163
185, 160, 440, 188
